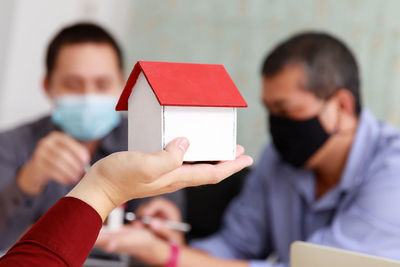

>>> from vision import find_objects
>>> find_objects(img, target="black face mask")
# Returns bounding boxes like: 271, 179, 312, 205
269, 114, 330, 168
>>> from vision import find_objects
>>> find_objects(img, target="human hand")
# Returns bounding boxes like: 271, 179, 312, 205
136, 197, 185, 245
17, 131, 90, 195
96, 223, 170, 266
67, 137, 253, 221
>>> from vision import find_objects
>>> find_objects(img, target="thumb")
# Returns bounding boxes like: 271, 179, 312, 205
149, 218, 180, 242
165, 137, 189, 155
147, 137, 190, 177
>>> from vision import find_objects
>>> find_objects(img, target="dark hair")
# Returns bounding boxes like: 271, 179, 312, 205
261, 32, 361, 115
46, 22, 123, 76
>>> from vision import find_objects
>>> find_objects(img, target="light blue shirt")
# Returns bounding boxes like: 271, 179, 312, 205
191, 108, 400, 266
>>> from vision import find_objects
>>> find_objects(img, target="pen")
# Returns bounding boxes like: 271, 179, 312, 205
125, 212, 191, 233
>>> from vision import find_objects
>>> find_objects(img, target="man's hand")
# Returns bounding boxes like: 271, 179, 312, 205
136, 197, 185, 245
96, 224, 170, 266
17, 131, 90, 195
67, 137, 253, 221
97, 197, 186, 264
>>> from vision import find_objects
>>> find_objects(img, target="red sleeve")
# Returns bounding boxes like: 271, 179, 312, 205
0, 196, 102, 267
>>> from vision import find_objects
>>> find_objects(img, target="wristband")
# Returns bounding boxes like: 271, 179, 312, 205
165, 242, 179, 267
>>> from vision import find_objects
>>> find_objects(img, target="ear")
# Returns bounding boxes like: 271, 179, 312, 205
118, 72, 125, 89
334, 89, 355, 116
43, 76, 53, 99
119, 71, 125, 83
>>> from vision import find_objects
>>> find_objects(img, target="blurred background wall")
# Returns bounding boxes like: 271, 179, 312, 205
1, 0, 400, 160
0, 0, 131, 131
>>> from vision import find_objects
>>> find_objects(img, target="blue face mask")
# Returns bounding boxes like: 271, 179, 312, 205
51, 94, 121, 141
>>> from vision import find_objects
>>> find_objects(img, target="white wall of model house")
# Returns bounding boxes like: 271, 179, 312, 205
128, 72, 237, 161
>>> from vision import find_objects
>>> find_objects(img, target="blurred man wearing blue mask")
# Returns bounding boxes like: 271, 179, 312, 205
0, 23, 183, 250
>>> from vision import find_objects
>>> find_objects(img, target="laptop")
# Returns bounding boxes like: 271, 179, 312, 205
290, 241, 400, 267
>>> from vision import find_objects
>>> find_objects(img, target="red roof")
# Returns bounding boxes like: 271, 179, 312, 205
115, 61, 247, 110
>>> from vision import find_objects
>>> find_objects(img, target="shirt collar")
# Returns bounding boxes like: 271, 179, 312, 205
288, 108, 381, 210
336, 108, 380, 192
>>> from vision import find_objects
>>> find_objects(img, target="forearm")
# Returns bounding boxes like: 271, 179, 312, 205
177, 246, 249, 267
141, 240, 249, 267
16, 160, 47, 195
0, 197, 102, 267
180, 246, 287, 267
0, 169, 117, 265
181, 243, 284, 267
66, 170, 116, 221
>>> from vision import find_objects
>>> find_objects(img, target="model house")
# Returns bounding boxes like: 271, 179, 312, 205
116, 61, 247, 161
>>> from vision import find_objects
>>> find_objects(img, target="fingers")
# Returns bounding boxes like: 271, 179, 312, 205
150, 153, 253, 195
52, 132, 90, 164
211, 154, 253, 182
39, 148, 82, 184
236, 144, 245, 157
81, 141, 251, 214
36, 131, 90, 184
137, 197, 182, 221
47, 145, 83, 175
147, 218, 185, 245
131, 220, 146, 228
96, 226, 155, 255
144, 138, 189, 178
134, 198, 185, 244
96, 230, 123, 252
40, 159, 77, 185
95, 229, 113, 248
